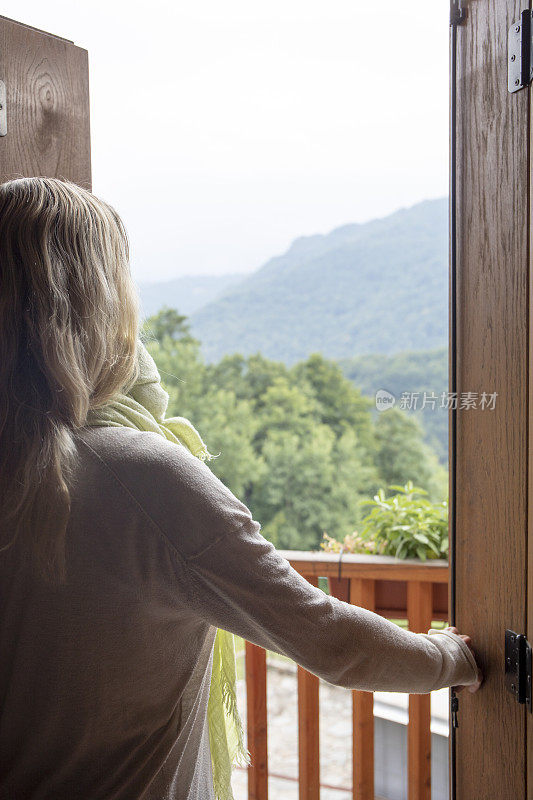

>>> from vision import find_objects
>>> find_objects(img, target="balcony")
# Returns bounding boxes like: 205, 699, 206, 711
239, 551, 449, 800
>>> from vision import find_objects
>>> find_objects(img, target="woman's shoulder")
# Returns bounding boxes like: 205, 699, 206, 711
73, 426, 253, 560
73, 425, 213, 507
75, 425, 191, 470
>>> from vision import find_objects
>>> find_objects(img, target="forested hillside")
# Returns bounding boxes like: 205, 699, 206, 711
143, 309, 448, 551
340, 348, 448, 462
138, 201, 450, 467
187, 198, 447, 363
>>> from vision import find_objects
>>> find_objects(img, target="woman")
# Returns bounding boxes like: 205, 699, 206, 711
0, 177, 481, 800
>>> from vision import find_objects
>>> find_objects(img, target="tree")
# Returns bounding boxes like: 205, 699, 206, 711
142, 309, 206, 420
374, 408, 446, 500
250, 426, 374, 550
237, 354, 289, 408
292, 353, 375, 450
193, 389, 264, 500
252, 377, 317, 450
142, 306, 195, 343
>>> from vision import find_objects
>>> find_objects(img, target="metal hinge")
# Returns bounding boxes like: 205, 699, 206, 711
0, 81, 6, 137
450, 0, 467, 27
451, 693, 459, 728
508, 10, 533, 92
504, 629, 532, 712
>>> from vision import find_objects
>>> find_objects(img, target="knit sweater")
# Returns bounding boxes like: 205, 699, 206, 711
0, 426, 478, 800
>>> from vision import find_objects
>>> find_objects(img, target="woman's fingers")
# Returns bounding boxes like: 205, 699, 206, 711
444, 626, 483, 693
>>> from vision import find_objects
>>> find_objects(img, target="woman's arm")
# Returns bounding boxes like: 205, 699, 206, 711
181, 512, 479, 693
96, 428, 480, 695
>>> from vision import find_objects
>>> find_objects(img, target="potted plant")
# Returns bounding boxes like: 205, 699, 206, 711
322, 482, 449, 616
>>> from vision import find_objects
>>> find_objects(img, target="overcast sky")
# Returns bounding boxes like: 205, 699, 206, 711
6, 1, 449, 284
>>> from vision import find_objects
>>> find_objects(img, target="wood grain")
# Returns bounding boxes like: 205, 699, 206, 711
407, 582, 433, 800
528, 25, 533, 797
0, 15, 91, 187
245, 642, 268, 800
297, 575, 320, 800
281, 551, 449, 583
350, 578, 375, 800
454, 1, 527, 796
329, 571, 448, 621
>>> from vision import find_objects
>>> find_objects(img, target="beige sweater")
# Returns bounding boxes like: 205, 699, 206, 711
0, 427, 477, 800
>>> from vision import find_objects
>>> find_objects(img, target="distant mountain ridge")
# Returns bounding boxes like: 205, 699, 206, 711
187, 198, 448, 363
138, 273, 245, 319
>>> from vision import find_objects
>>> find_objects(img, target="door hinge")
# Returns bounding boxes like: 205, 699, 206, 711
508, 10, 533, 93
451, 693, 459, 728
0, 81, 6, 136
504, 629, 532, 712
450, 0, 467, 27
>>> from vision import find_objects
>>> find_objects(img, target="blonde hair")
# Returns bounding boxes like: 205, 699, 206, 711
0, 177, 139, 582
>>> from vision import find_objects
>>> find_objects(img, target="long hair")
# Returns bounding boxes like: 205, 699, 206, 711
0, 177, 139, 583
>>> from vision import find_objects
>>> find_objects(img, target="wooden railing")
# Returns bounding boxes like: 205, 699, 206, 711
244, 551, 449, 800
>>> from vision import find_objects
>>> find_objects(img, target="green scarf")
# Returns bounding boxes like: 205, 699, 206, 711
86, 339, 250, 800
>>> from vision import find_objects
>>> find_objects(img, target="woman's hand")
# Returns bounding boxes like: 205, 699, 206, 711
445, 626, 483, 693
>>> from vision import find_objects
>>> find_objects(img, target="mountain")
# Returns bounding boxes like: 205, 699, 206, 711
137, 273, 245, 319
187, 198, 448, 364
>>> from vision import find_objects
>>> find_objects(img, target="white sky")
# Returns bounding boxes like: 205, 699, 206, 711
6, 1, 449, 283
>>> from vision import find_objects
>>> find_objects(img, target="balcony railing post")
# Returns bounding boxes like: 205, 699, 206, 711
245, 641, 268, 800
350, 577, 376, 800
407, 580, 433, 800
297, 575, 320, 800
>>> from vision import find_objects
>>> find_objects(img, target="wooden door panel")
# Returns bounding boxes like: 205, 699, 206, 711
526, 61, 533, 800
454, 0, 528, 797
0, 15, 91, 188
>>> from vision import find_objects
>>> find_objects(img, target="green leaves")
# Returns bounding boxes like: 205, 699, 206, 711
322, 482, 448, 561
